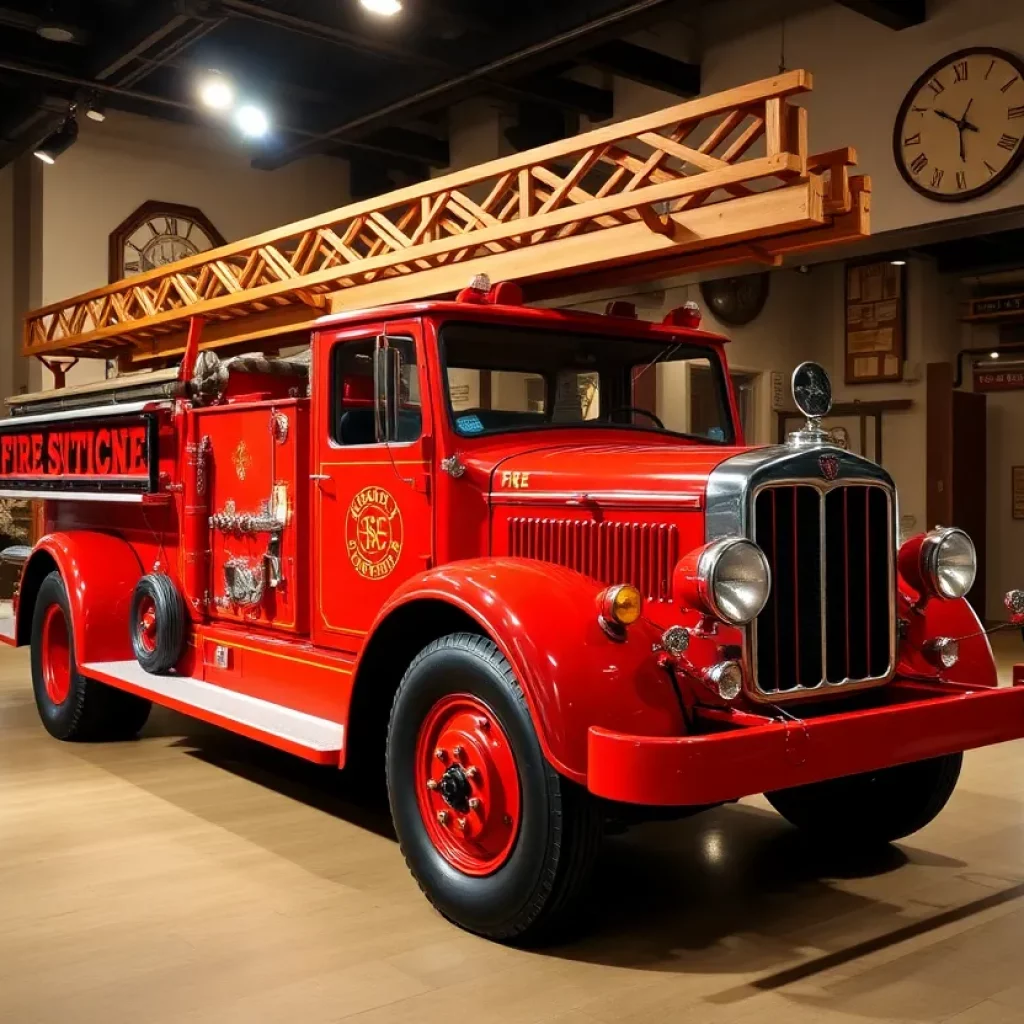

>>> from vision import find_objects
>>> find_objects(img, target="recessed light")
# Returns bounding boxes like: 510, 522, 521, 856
360, 0, 402, 15
235, 104, 270, 138
37, 24, 76, 43
890, 259, 907, 266
198, 72, 234, 112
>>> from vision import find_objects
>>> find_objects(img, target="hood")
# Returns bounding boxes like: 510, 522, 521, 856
483, 441, 750, 508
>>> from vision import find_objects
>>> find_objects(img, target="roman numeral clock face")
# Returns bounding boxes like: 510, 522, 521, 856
110, 202, 224, 282
894, 47, 1024, 202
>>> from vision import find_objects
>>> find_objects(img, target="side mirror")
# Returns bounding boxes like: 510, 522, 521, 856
374, 334, 401, 442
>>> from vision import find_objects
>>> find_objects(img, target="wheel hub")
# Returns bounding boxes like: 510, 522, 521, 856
40, 603, 72, 706
415, 694, 521, 876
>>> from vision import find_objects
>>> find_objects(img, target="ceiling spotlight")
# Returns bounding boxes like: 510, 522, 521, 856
890, 258, 907, 266
991, 351, 1000, 359
37, 24, 76, 43
235, 104, 270, 139
360, 0, 402, 15
34, 116, 79, 165
84, 99, 106, 123
198, 71, 234, 112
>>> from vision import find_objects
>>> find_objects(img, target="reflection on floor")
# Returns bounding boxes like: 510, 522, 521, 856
2, 633, 1024, 1024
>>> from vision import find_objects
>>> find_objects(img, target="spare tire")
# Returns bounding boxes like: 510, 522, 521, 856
130, 574, 185, 674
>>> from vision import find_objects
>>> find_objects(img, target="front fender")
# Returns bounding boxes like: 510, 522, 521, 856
19, 532, 143, 665
900, 578, 998, 688
369, 558, 686, 783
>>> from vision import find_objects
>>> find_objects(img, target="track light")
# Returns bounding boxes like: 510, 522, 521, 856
991, 351, 1000, 360
235, 104, 270, 139
34, 116, 79, 165
198, 71, 234, 112
360, 0, 402, 15
84, 99, 106, 123
890, 259, 907, 266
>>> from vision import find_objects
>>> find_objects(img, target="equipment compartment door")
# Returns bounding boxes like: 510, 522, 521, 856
311, 319, 433, 652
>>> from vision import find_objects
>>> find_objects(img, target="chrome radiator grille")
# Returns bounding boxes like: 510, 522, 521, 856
507, 518, 679, 602
752, 483, 894, 698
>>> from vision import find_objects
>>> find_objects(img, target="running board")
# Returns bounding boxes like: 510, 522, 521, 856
82, 659, 344, 764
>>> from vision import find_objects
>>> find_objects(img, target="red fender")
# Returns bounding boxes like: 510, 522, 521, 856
364, 558, 686, 783
899, 578, 998, 687
19, 532, 143, 665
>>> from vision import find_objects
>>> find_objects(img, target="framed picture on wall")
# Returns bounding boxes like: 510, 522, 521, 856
845, 260, 906, 385
1013, 466, 1024, 520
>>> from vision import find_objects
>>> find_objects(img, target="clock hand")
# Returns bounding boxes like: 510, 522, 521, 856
933, 108, 959, 124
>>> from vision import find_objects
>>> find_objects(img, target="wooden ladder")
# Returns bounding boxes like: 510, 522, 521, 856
23, 69, 869, 368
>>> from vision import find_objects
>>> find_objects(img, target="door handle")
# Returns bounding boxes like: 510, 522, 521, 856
310, 474, 330, 481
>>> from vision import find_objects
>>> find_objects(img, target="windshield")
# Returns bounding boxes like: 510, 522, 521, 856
440, 321, 735, 443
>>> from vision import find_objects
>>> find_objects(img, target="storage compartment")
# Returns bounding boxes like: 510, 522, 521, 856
196, 398, 309, 634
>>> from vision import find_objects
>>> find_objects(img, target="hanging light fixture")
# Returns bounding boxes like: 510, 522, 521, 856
34, 114, 79, 165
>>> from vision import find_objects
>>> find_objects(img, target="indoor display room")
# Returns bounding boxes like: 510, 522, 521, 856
7, 1, 1024, 1022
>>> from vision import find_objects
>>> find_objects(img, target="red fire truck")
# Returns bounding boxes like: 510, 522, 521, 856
5, 72, 1024, 941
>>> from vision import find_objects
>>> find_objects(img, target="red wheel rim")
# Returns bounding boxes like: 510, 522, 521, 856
137, 595, 158, 654
415, 694, 521, 877
40, 604, 72, 706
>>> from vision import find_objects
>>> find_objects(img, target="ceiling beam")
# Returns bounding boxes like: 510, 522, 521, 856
833, 0, 926, 30
515, 75, 613, 121
0, 4, 89, 43
582, 40, 700, 96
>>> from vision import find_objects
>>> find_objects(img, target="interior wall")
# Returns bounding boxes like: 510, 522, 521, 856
36, 111, 350, 389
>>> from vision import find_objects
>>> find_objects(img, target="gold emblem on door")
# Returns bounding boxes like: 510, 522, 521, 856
346, 486, 404, 580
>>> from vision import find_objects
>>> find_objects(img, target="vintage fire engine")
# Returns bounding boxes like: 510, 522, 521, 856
4, 71, 1024, 941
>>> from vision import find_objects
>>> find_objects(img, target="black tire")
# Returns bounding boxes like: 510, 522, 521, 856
130, 573, 185, 674
766, 753, 963, 845
31, 570, 151, 742
387, 633, 602, 943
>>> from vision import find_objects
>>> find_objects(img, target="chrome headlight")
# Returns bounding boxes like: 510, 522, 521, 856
697, 538, 771, 625
921, 527, 976, 599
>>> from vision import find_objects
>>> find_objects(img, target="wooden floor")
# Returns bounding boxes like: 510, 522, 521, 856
4, 638, 1024, 1024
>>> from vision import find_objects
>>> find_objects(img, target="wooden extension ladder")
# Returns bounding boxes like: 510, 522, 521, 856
23, 69, 869, 369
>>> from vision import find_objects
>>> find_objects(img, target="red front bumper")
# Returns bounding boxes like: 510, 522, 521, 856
587, 679, 1024, 806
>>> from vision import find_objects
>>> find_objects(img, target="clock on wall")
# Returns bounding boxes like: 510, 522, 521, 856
894, 47, 1024, 202
108, 200, 225, 282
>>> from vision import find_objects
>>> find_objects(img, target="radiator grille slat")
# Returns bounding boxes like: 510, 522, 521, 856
507, 518, 679, 602
755, 483, 892, 697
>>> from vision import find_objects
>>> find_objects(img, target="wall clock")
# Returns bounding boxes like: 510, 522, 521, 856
699, 272, 770, 326
894, 47, 1024, 202
108, 200, 225, 282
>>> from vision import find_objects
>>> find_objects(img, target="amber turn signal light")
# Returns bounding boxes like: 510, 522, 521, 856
600, 584, 642, 628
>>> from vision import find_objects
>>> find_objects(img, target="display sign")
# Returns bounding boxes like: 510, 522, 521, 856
1014, 467, 1024, 520
0, 412, 158, 493
845, 260, 905, 385
973, 367, 1024, 393
968, 294, 1024, 320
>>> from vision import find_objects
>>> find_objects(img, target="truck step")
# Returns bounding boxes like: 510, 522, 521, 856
81, 659, 344, 763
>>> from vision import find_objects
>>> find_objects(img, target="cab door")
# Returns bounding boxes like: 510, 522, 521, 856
311, 319, 433, 652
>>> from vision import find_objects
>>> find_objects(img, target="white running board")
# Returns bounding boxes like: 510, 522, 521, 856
82, 659, 344, 753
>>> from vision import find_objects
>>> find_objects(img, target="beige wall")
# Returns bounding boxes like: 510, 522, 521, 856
35, 111, 350, 387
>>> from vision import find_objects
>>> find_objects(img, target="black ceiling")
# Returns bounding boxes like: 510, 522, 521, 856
0, 0, 927, 196
0, 0, 705, 194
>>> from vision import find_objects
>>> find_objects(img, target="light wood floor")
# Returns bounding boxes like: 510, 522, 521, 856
4, 637, 1024, 1024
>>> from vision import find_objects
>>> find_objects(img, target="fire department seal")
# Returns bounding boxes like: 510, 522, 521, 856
346, 486, 404, 580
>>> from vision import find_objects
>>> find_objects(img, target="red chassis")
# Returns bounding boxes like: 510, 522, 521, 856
4, 288, 1024, 941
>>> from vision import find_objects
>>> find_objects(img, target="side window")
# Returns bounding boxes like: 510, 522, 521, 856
331, 335, 422, 445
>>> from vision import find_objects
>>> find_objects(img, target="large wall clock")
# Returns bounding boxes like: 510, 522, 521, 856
894, 47, 1024, 202
108, 200, 225, 282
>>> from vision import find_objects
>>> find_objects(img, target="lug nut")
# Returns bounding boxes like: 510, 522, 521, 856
476, 717, 490, 730
457, 817, 467, 830
468, 798, 481, 810
503, 814, 513, 826
437, 810, 449, 825
434, 748, 446, 761
426, 779, 438, 790
465, 766, 479, 779
452, 745, 464, 759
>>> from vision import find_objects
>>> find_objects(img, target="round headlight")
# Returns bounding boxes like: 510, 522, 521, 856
600, 584, 642, 627
705, 661, 743, 701
921, 527, 976, 599
697, 538, 771, 625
